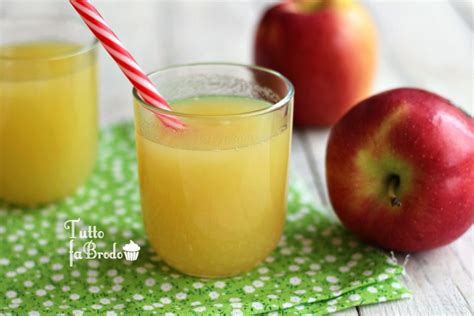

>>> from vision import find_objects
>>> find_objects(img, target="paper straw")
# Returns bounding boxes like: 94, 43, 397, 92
70, 0, 184, 129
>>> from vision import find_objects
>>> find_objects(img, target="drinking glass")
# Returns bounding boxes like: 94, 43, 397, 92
133, 63, 294, 277
0, 18, 99, 205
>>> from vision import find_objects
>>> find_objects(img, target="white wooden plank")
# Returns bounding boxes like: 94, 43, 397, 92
0, 0, 71, 18
161, 1, 269, 65
332, 309, 360, 316
366, 0, 473, 115
302, 129, 331, 206
448, 228, 474, 312
450, 0, 474, 29
372, 49, 406, 94
93, 0, 170, 125
292, 131, 359, 315
361, 230, 473, 316
291, 131, 323, 207
0, 1, 5, 18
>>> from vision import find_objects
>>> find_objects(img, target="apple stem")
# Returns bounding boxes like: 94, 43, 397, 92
388, 175, 402, 207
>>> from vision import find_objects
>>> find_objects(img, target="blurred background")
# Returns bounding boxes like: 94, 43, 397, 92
0, 0, 472, 125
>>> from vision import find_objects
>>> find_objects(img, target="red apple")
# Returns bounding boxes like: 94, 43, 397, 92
254, 0, 377, 127
326, 88, 474, 252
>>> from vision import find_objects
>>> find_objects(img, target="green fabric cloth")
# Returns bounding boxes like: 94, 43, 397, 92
0, 122, 410, 315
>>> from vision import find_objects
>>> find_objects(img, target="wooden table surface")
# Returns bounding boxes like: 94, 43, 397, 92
2, 1, 472, 315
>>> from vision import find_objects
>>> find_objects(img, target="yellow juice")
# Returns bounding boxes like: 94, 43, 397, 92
135, 96, 291, 277
0, 42, 98, 205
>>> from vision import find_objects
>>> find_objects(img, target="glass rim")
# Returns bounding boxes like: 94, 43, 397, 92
132, 62, 294, 119
0, 17, 99, 61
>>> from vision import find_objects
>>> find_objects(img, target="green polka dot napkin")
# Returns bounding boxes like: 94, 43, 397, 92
0, 122, 410, 315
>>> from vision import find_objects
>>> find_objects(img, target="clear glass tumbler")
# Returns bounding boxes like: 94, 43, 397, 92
133, 63, 294, 277
0, 19, 99, 205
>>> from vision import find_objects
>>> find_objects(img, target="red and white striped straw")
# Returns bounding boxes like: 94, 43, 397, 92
70, 0, 184, 129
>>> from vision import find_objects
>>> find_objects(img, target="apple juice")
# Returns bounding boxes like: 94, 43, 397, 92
0, 41, 98, 205
135, 96, 291, 277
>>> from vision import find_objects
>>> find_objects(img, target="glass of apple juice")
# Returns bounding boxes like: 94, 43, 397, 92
133, 63, 294, 278
0, 19, 99, 205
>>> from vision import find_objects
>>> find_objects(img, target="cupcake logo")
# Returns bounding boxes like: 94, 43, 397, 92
123, 240, 140, 261
64, 218, 141, 267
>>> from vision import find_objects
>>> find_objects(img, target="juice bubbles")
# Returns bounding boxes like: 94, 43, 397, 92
135, 94, 292, 277
0, 41, 98, 205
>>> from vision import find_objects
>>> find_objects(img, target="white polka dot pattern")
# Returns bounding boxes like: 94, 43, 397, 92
0, 123, 410, 315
